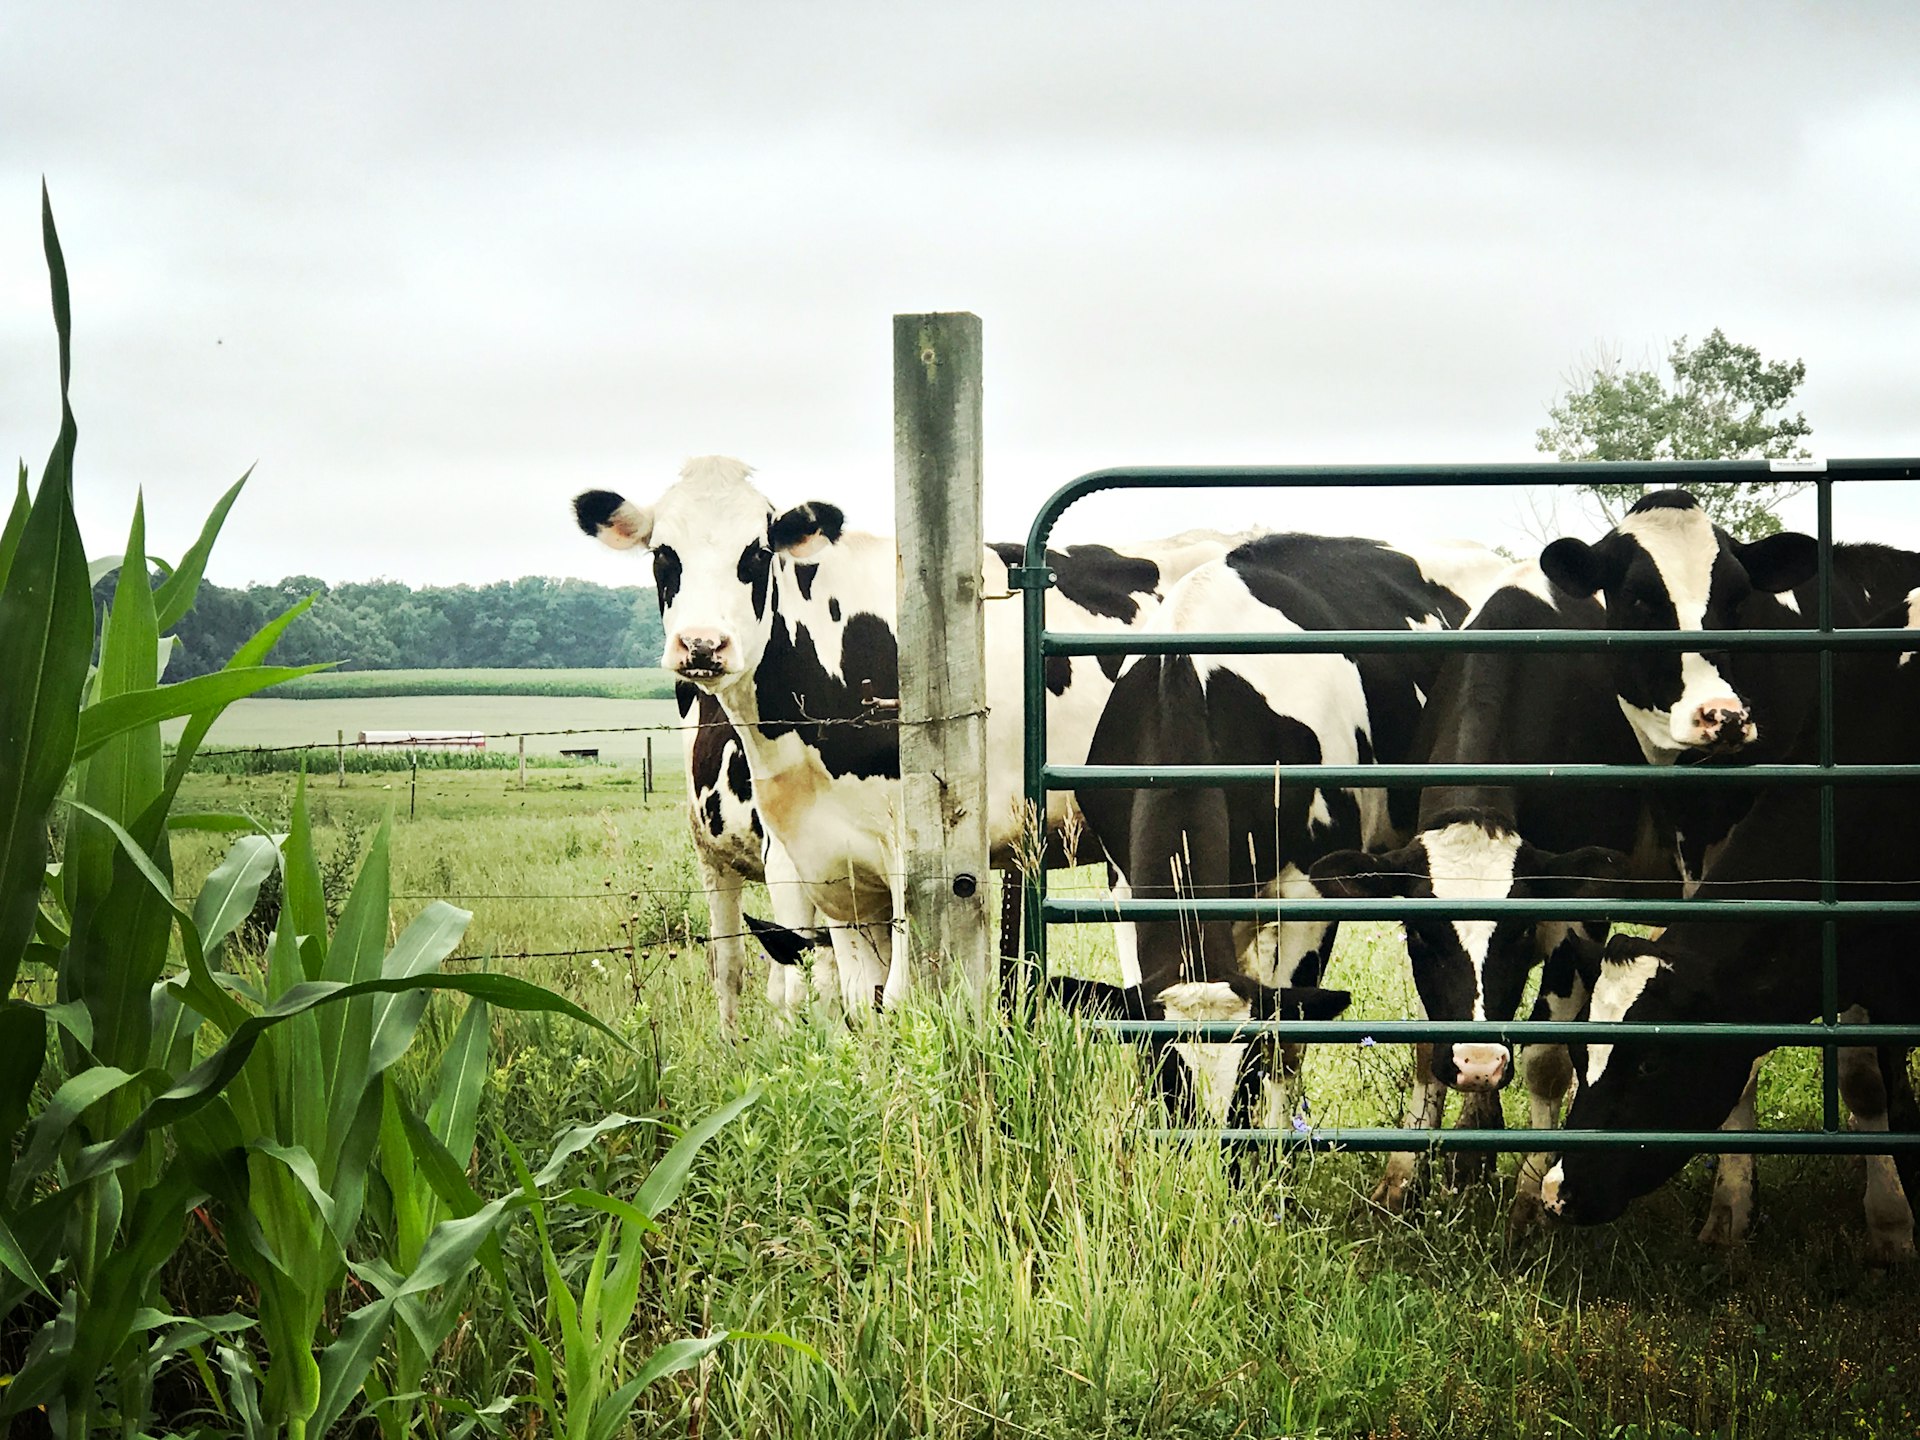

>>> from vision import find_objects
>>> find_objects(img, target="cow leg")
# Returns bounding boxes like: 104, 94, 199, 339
828, 923, 889, 1024
1699, 1059, 1763, 1247
763, 839, 835, 1027
1511, 1042, 1575, 1233
696, 849, 749, 1033
1884, 1048, 1920, 1214
1375, 1043, 1447, 1214
1838, 1010, 1916, 1265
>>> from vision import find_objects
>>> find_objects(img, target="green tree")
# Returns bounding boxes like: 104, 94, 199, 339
1535, 328, 1815, 538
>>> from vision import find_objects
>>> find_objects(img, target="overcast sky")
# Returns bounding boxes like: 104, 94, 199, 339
4, 2, 1917, 588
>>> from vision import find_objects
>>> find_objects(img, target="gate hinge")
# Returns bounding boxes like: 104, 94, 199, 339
1006, 565, 1056, 590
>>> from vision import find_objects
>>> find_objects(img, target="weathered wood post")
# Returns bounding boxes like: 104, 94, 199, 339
644, 736, 654, 802
337, 729, 346, 788
893, 312, 990, 1000
517, 734, 527, 790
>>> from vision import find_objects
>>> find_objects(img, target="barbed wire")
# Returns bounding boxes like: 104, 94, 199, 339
175, 707, 991, 760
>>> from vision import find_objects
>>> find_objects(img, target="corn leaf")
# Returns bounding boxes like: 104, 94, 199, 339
153, 469, 249, 631
0, 212, 90, 997
633, 1084, 763, 1220
74, 665, 326, 763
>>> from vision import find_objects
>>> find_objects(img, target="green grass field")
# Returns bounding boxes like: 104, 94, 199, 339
164, 763, 1920, 1439
274, 666, 677, 700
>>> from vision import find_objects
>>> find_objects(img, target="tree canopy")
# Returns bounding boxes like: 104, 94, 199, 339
123, 573, 665, 679
1535, 328, 1814, 538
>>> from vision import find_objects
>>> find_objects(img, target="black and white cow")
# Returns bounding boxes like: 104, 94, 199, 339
677, 683, 833, 1029
1539, 591, 1920, 1262
575, 456, 1242, 1020
1307, 560, 1647, 1211
1076, 532, 1509, 1126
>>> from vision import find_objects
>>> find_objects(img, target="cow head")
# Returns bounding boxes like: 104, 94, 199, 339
1538, 933, 1760, 1226
573, 457, 844, 687
1309, 815, 1625, 1092
1539, 491, 1816, 761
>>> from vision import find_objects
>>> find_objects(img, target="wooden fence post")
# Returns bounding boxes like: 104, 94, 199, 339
518, 734, 526, 790
644, 736, 654, 802
337, 729, 346, 787
893, 312, 990, 1000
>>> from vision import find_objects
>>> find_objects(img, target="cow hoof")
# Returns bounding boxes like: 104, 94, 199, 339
1697, 1201, 1754, 1248
1370, 1171, 1415, 1215
1865, 1230, 1917, 1267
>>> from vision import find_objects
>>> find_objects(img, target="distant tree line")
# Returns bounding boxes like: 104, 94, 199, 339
137, 575, 666, 679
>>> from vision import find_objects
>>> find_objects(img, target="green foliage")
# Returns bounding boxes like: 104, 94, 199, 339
148, 577, 668, 679
1535, 328, 1815, 538
3, 192, 730, 1440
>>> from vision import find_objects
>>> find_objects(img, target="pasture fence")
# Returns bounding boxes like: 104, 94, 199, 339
1016, 458, 1920, 1157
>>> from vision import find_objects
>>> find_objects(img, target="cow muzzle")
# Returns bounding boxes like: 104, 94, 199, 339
1449, 1042, 1510, 1092
667, 629, 732, 680
1675, 696, 1754, 751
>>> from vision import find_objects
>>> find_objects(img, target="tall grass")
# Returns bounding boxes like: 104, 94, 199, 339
170, 768, 1920, 1439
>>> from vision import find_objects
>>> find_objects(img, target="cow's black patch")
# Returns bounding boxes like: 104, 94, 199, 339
675, 680, 698, 719
726, 747, 752, 803
573, 489, 628, 537
702, 790, 725, 839
752, 603, 900, 781
1046, 655, 1072, 696
749, 809, 763, 838
653, 544, 683, 611
688, 692, 734, 795
990, 541, 1163, 625
738, 541, 773, 620
1628, 489, 1700, 514
828, 596, 841, 621
770, 501, 845, 552
794, 562, 817, 600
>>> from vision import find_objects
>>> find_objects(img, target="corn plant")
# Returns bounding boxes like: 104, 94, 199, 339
0, 189, 632, 1439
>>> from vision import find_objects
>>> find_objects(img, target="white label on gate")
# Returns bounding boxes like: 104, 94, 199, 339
1768, 457, 1827, 472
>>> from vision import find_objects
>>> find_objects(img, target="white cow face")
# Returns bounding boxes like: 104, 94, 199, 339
1539, 491, 1816, 760
1309, 818, 1625, 1093
574, 456, 842, 689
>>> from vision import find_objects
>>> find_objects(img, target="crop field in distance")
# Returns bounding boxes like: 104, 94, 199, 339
162, 693, 687, 767
157, 761, 1920, 1439
273, 666, 678, 700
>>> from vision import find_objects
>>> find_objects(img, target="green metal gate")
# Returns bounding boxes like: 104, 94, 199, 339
1014, 460, 1920, 1155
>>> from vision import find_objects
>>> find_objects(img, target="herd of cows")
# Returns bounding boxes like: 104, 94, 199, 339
574, 457, 1920, 1263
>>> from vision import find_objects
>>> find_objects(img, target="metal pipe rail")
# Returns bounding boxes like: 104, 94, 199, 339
1020, 458, 1920, 1156
1043, 627, 1918, 656
1048, 762, 1920, 789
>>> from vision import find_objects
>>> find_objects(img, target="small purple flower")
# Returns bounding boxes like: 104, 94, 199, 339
1359, 1036, 1377, 1048
1291, 1113, 1312, 1134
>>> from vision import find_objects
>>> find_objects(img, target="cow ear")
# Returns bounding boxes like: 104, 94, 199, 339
574, 489, 652, 551
770, 501, 846, 559
1540, 535, 1624, 597
1526, 844, 1629, 900
1733, 530, 1818, 594
1308, 849, 1410, 899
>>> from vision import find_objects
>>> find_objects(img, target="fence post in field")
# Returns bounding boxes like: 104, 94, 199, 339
337, 729, 345, 788
518, 734, 526, 790
893, 311, 990, 1000
645, 736, 654, 802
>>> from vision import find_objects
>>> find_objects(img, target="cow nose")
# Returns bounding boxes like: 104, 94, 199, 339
669, 629, 731, 674
1451, 1043, 1509, 1091
1688, 697, 1750, 746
